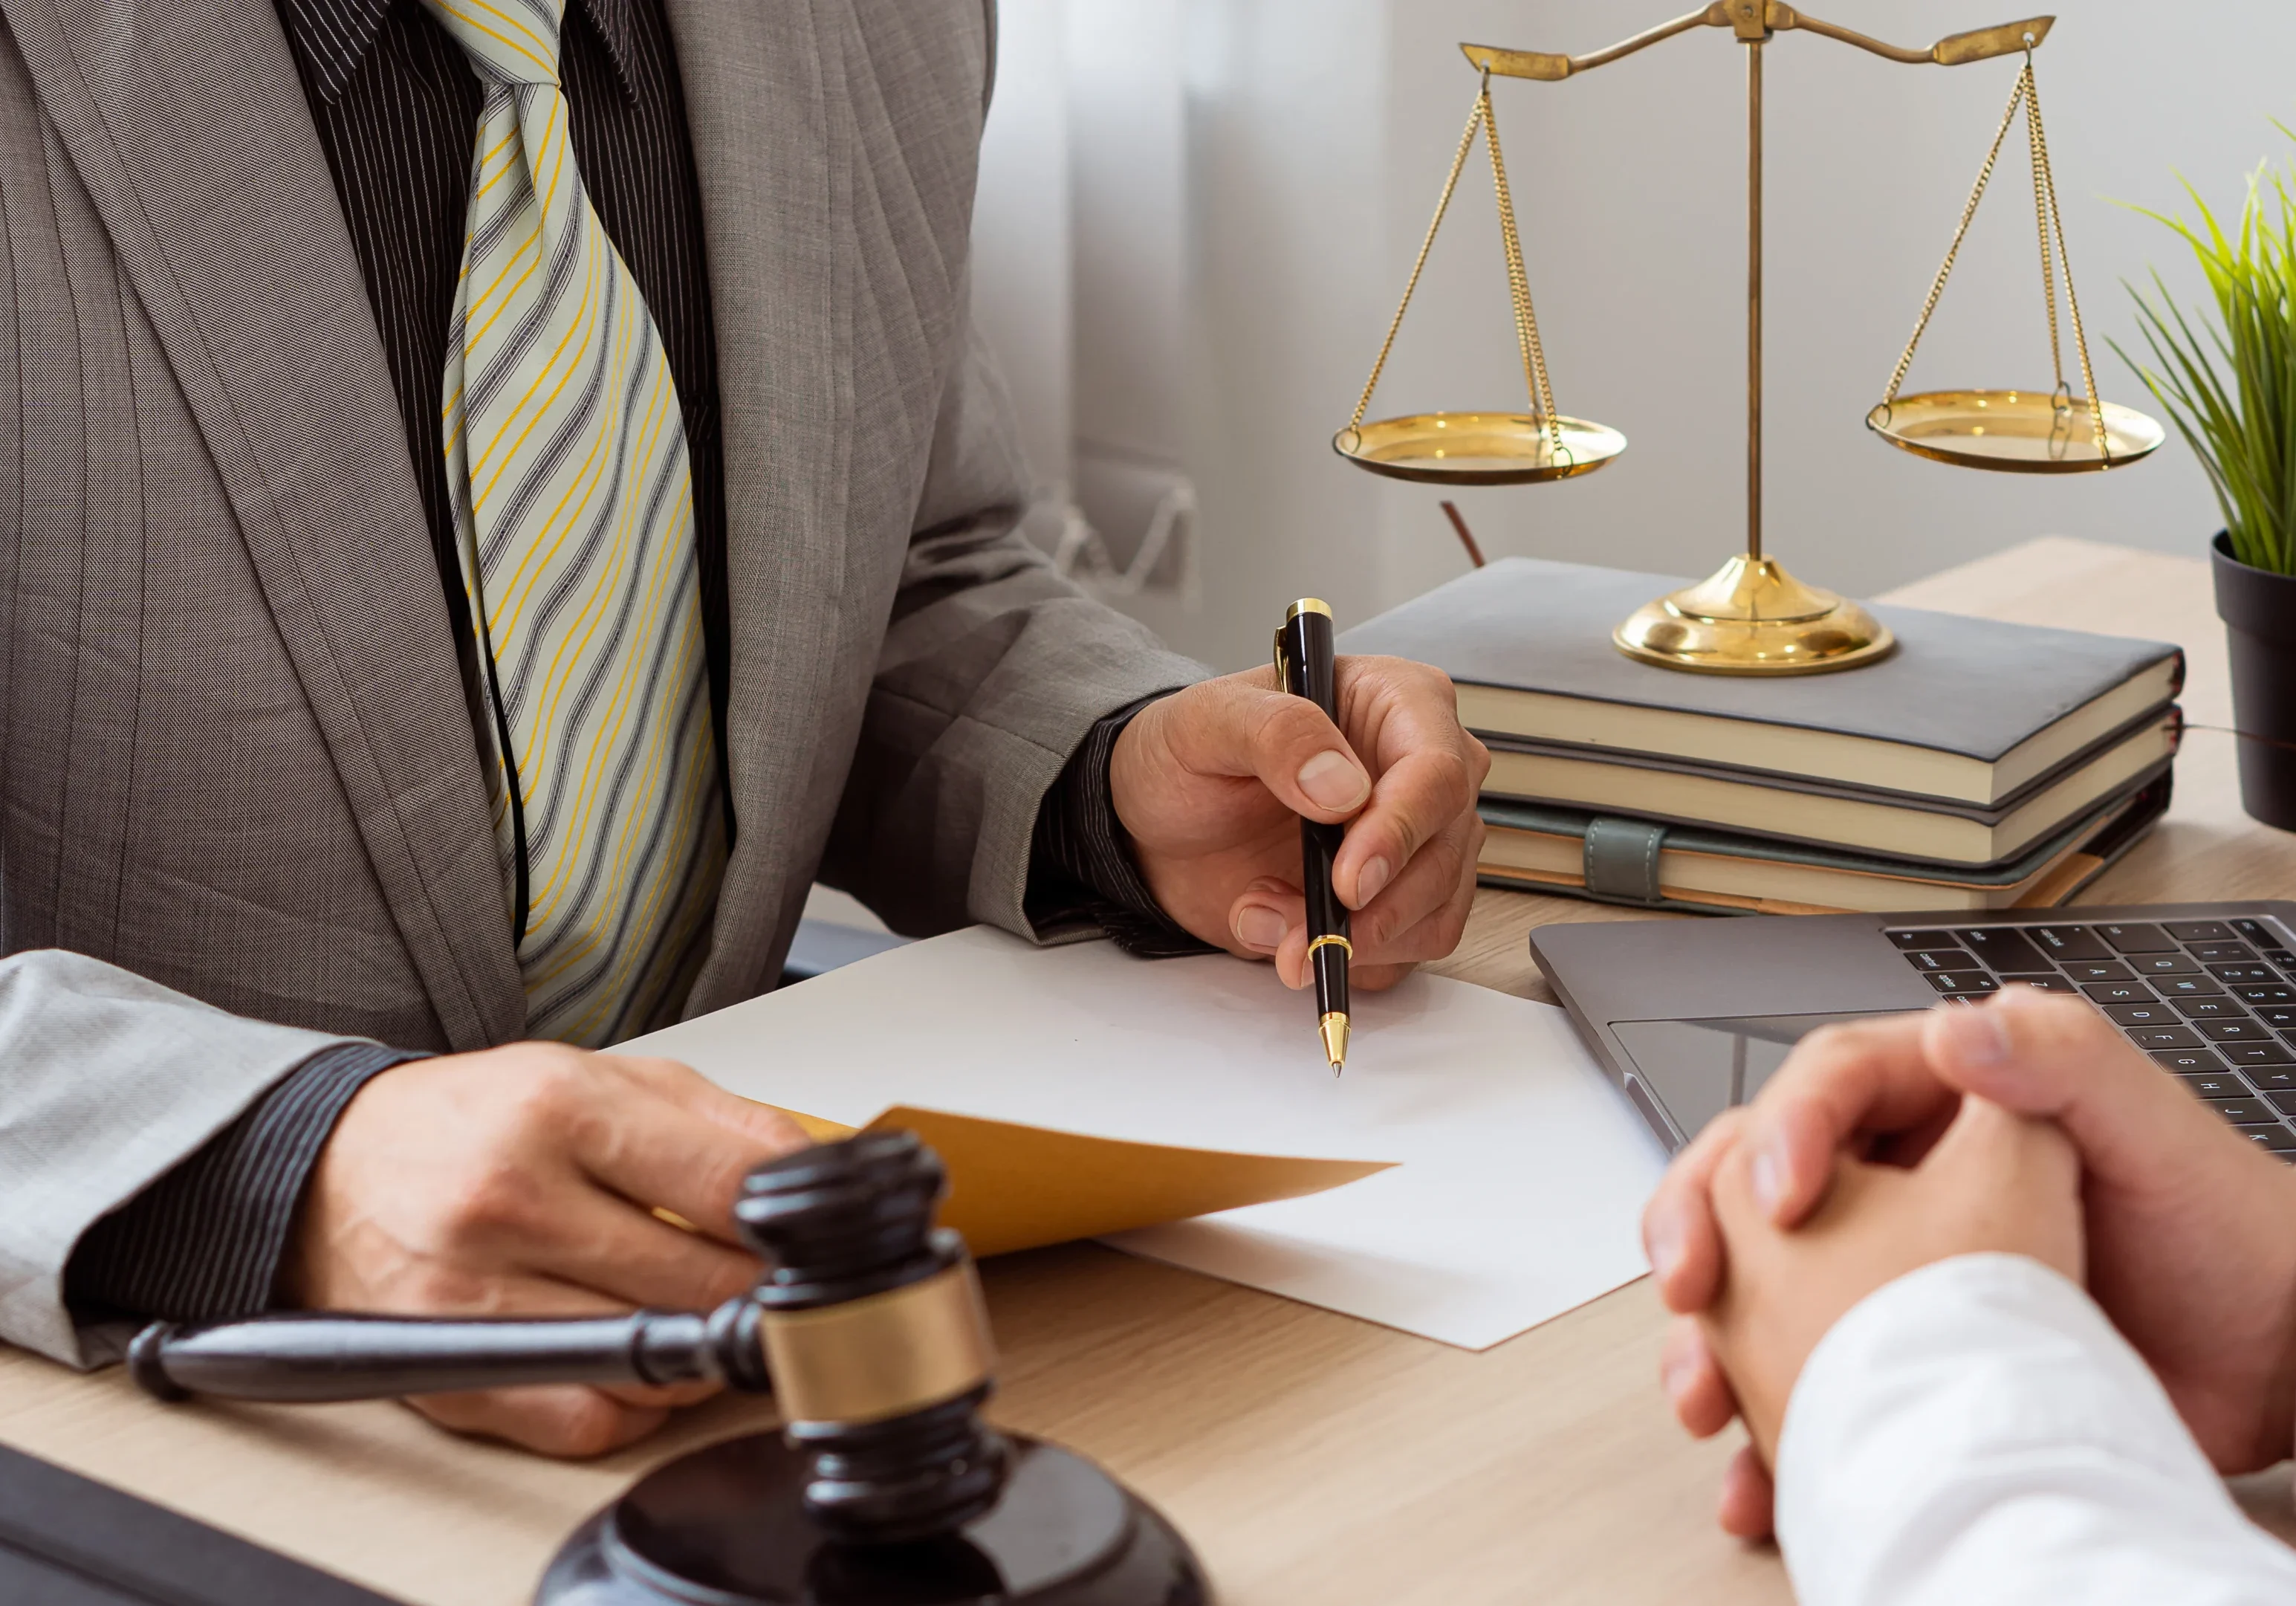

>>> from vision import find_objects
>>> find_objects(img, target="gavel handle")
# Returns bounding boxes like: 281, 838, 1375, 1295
128, 1299, 769, 1404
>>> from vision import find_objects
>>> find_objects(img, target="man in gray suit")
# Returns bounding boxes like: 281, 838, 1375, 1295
0, 0, 1487, 1454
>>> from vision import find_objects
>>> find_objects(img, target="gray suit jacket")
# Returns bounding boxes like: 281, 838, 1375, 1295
0, 0, 1200, 1362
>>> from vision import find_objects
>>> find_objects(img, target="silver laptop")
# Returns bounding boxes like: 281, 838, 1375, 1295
1529, 902, 2296, 1159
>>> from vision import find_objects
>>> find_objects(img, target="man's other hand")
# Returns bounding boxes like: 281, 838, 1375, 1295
1696, 1094, 2083, 1469
288, 1045, 808, 1456
1646, 986, 2296, 1538
1110, 657, 1489, 990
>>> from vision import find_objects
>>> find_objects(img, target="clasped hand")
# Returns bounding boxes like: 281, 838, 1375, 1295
1642, 987, 2296, 1538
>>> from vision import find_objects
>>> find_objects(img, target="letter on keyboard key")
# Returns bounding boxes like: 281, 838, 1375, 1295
2173, 1066, 2242, 1094
2100, 923, 2179, 953
2243, 1125, 2296, 1153
2221, 1040, 2296, 1067
1924, 971, 1998, 996
2164, 921, 2237, 943
2205, 1095, 2280, 1125
2081, 980, 2157, 1005
2104, 1002, 2179, 1027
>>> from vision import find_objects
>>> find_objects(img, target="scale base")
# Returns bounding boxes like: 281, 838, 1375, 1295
1612, 554, 1894, 676
536, 1431, 1208, 1606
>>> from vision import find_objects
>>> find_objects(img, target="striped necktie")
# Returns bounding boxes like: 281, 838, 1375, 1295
421, 0, 724, 1046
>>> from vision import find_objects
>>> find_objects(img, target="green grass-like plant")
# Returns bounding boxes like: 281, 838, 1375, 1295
2115, 137, 2296, 577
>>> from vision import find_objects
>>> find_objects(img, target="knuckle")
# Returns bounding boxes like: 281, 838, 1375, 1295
438, 1160, 545, 1240
549, 1394, 634, 1459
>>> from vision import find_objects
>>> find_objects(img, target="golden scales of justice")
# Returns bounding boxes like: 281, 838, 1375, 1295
1332, 1, 2166, 674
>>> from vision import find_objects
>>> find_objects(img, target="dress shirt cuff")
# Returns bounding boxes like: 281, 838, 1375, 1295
1028, 694, 1216, 958
1775, 1252, 2296, 1606
64, 1043, 421, 1322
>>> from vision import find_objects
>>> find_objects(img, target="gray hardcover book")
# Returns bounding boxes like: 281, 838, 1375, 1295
1340, 558, 2185, 806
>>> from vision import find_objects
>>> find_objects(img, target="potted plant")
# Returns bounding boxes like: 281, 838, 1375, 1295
2120, 145, 2296, 829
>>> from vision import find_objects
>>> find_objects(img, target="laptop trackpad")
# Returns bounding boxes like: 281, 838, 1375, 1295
1612, 1012, 1907, 1145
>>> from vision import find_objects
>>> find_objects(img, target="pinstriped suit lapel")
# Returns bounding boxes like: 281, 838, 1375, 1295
0, 0, 526, 1047
661, 0, 857, 1011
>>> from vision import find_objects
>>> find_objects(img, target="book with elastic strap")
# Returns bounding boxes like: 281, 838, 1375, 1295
1477, 771, 2171, 916
1341, 557, 2184, 808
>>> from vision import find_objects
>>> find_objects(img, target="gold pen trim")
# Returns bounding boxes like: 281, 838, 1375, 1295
1306, 933, 1354, 959
1320, 1011, 1351, 1072
1285, 597, 1333, 621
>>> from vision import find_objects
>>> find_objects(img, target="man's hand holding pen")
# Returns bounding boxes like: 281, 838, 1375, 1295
1109, 654, 1491, 994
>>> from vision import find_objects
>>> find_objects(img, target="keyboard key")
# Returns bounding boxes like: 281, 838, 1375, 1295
2154, 975, 2226, 999
2221, 1040, 2296, 1067
2128, 1025, 2203, 1049
1906, 948, 1974, 973
2234, 985, 2296, 1006
2243, 1124, 2296, 1153
2208, 963, 2277, 984
2063, 959, 2133, 983
1924, 971, 1998, 996
2232, 917, 2280, 944
2176, 998, 2245, 1020
2199, 1017, 2274, 1043
2100, 922, 2179, 953
2173, 1066, 2242, 1093
2165, 921, 2237, 943
1885, 929, 1952, 949
2127, 952, 2201, 976
2263, 948, 2296, 967
2256, 1005, 2296, 1029
2081, 980, 2156, 1005
2269, 1092, 2296, 1118
2031, 925, 2111, 962
1953, 929, 2049, 973
2191, 944, 2260, 965
2203, 1095, 2281, 1125
2248, 1068, 2296, 1093
2003, 974, 2078, 994
2104, 1002, 2179, 1027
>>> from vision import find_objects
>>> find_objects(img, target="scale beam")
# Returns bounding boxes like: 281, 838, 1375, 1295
1460, 5, 2053, 81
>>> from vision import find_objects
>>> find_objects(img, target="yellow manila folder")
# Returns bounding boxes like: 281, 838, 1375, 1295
769, 1104, 1393, 1260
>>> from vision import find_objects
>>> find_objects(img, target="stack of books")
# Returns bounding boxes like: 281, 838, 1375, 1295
1343, 558, 2182, 916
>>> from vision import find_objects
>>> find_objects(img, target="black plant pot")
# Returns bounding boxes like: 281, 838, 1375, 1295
2211, 531, 2296, 831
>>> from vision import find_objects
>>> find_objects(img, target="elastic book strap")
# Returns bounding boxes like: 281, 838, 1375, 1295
1583, 816, 1667, 905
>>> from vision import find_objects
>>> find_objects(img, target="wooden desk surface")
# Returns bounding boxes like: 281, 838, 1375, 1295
4, 537, 2292, 1605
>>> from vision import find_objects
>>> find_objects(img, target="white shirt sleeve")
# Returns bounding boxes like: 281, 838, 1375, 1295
1773, 1251, 2296, 1606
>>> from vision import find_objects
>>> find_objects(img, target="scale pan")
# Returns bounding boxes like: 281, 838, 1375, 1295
1867, 389, 2164, 473
1333, 412, 1625, 486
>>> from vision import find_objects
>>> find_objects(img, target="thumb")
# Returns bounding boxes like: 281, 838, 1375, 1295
1922, 987, 2228, 1194
1153, 674, 1372, 822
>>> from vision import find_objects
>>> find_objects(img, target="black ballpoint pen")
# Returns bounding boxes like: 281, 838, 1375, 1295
1275, 598, 1350, 1074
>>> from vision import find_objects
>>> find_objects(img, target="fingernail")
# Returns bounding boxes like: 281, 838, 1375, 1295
1940, 999, 2012, 1066
1355, 855, 1393, 906
1646, 1219, 1681, 1283
1297, 750, 1370, 812
1235, 905, 1288, 953
1751, 1146, 1783, 1215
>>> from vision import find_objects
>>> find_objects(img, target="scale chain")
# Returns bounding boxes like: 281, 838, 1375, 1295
1482, 84, 1566, 464
1875, 50, 2107, 461
1346, 72, 1567, 466
1346, 88, 1487, 436
2023, 48, 2109, 459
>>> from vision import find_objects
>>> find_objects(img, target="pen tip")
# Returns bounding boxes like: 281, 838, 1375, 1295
1320, 1012, 1349, 1075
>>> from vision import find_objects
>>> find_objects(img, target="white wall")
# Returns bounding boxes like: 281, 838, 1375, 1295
976, 1, 2296, 671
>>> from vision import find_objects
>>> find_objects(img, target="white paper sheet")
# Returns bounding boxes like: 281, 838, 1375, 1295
625, 927, 1667, 1349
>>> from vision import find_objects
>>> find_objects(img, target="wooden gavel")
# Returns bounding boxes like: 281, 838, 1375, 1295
131, 1131, 1207, 1600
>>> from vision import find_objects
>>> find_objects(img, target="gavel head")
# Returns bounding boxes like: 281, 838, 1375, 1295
732, 1131, 1009, 1544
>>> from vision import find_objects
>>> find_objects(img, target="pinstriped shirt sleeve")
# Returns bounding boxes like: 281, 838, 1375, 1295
1030, 699, 1216, 957
63, 1045, 420, 1321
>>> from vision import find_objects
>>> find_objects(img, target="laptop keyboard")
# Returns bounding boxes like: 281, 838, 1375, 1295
1886, 916, 2296, 1159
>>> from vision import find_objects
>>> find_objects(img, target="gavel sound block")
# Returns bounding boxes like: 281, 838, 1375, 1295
130, 1131, 1208, 1606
